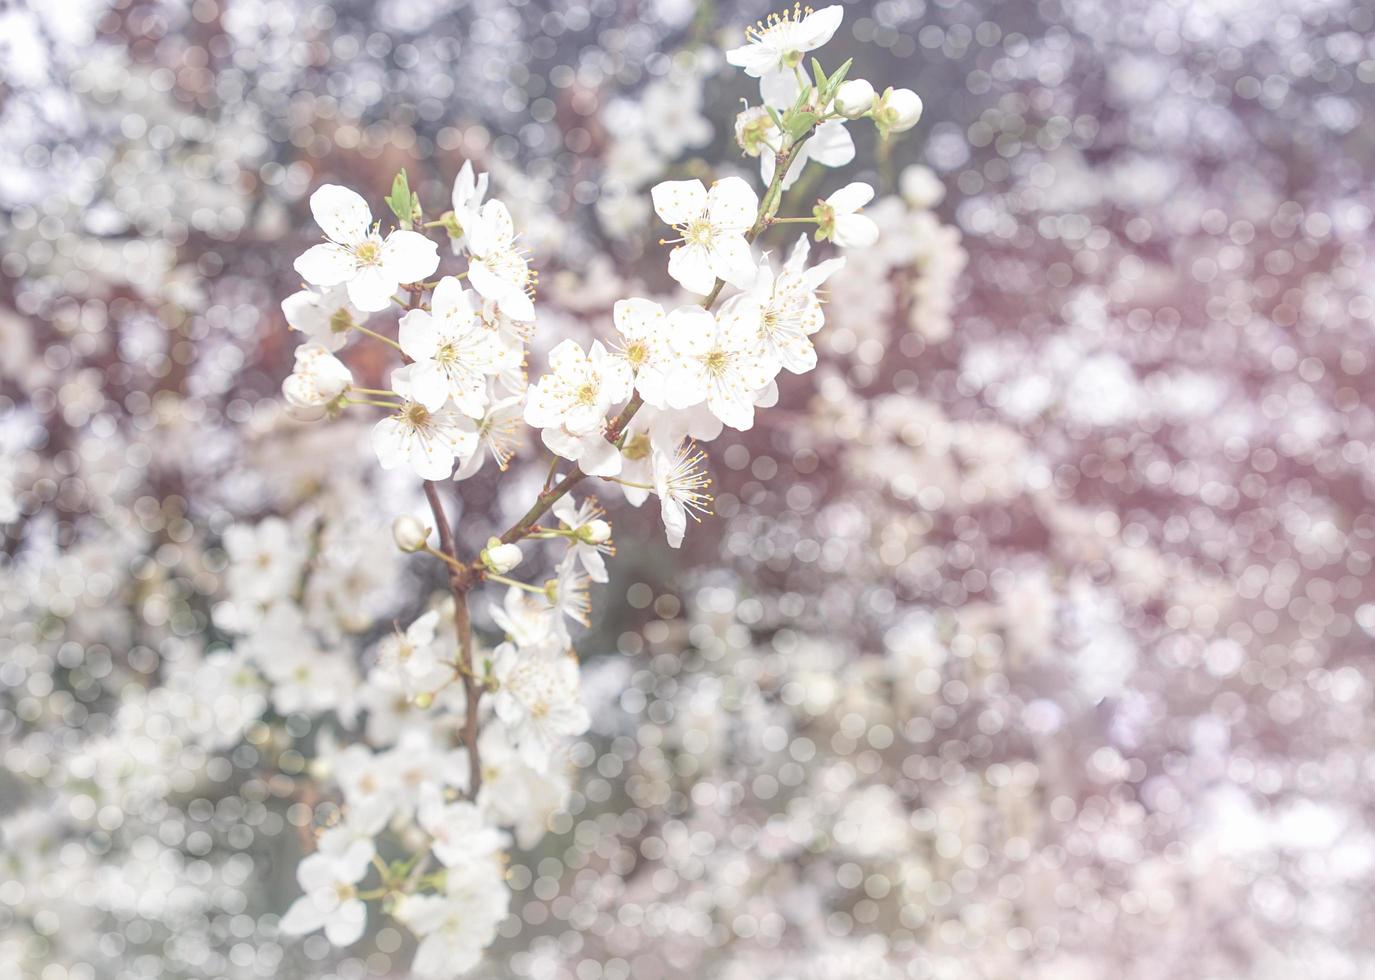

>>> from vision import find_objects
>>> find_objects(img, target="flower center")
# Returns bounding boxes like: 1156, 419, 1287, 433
435, 342, 459, 366
405, 403, 431, 427
625, 341, 648, 367
576, 382, 599, 405
685, 218, 715, 247
354, 241, 381, 265
623, 432, 651, 461
704, 349, 730, 376
746, 3, 815, 41
329, 308, 354, 334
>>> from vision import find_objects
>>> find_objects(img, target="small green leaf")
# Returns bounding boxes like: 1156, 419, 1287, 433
824, 58, 854, 98
785, 109, 819, 140
385, 169, 414, 229
811, 57, 828, 90
766, 105, 787, 134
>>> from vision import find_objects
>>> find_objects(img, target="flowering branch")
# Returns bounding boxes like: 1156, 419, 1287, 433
269, 5, 925, 974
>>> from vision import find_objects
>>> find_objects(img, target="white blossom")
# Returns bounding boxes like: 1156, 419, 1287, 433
524, 339, 629, 477
448, 160, 488, 254
725, 3, 845, 107
651, 177, 759, 295
279, 837, 372, 947
281, 343, 352, 410
416, 785, 508, 870
661, 303, 775, 430
652, 440, 714, 548
551, 495, 613, 583
398, 276, 513, 416
375, 610, 449, 699
396, 859, 509, 979
726, 235, 845, 375
815, 182, 879, 248
453, 393, 525, 480
371, 368, 478, 481
294, 184, 440, 312
490, 639, 590, 770
466, 200, 535, 322
281, 285, 365, 351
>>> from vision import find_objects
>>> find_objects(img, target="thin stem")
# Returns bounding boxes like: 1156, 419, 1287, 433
351, 386, 397, 396
346, 398, 403, 410
486, 573, 545, 593
604, 477, 654, 490
423, 544, 466, 570
353, 323, 404, 351
770, 216, 817, 225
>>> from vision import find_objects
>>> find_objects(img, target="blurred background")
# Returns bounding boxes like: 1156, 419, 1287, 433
4, 0, 1375, 978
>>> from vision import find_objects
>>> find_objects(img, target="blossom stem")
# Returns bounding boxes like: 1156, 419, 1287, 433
484, 572, 544, 593
769, 216, 818, 225
423, 544, 466, 570
604, 477, 654, 490
346, 398, 403, 410
353, 323, 404, 351
351, 386, 398, 396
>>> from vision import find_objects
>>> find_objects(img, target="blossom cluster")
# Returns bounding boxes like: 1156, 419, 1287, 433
267, 6, 922, 973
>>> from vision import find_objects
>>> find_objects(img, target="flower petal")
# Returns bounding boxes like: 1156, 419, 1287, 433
651, 179, 707, 226
294, 244, 356, 287
379, 230, 440, 285
310, 184, 372, 246
668, 243, 717, 295
706, 176, 759, 231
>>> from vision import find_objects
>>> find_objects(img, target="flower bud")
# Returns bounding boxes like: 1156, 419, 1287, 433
392, 515, 430, 553
875, 87, 923, 134
482, 538, 523, 574
580, 519, 612, 545
900, 165, 946, 210
282, 343, 352, 409
833, 79, 876, 118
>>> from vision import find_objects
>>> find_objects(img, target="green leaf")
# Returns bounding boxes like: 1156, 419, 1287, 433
811, 57, 828, 90
824, 58, 854, 98
766, 105, 787, 134
785, 109, 819, 140
385, 169, 414, 229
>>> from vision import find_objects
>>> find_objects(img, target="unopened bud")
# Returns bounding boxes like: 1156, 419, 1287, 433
392, 515, 430, 553
482, 538, 523, 574
875, 87, 923, 134
579, 519, 612, 545
834, 79, 876, 118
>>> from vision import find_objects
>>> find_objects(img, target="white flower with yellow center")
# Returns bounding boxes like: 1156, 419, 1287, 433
524, 339, 630, 477
551, 495, 613, 583
466, 199, 536, 322
294, 184, 439, 312
281, 343, 352, 409
448, 160, 489, 255
416, 785, 508, 870
489, 639, 590, 770
371, 367, 479, 481
662, 304, 776, 431
814, 181, 880, 248
653, 440, 715, 549
279, 837, 372, 947
611, 297, 685, 405
726, 235, 845, 376
725, 3, 845, 107
453, 392, 525, 481
398, 276, 512, 417
281, 284, 365, 352
651, 177, 759, 295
